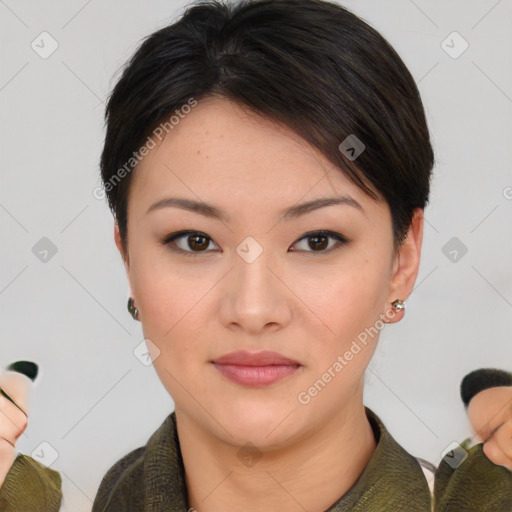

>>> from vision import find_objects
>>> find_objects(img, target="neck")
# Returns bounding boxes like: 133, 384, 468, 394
176, 400, 377, 512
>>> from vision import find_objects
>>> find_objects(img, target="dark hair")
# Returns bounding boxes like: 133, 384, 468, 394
460, 368, 512, 408
100, 0, 434, 256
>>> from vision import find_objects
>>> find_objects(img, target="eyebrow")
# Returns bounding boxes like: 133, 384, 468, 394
146, 195, 365, 221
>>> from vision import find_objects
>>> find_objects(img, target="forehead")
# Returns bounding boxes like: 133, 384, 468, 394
128, 97, 386, 221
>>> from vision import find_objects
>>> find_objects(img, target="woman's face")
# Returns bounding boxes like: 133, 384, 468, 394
115, 96, 423, 448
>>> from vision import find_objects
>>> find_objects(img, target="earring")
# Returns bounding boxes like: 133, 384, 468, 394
391, 299, 405, 310
127, 297, 139, 321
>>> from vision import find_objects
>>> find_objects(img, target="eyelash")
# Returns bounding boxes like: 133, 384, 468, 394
161, 230, 348, 257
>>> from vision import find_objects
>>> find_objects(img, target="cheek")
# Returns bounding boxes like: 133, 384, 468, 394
297, 254, 391, 374
130, 241, 206, 325
131, 255, 211, 399
320, 253, 391, 324
128, 250, 206, 363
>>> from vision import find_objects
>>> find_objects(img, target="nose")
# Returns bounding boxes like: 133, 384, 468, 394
218, 240, 293, 335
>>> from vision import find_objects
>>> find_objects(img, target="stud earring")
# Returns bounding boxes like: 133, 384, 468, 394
391, 299, 405, 310
127, 297, 139, 321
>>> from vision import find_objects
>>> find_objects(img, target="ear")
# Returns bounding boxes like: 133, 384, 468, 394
383, 208, 424, 324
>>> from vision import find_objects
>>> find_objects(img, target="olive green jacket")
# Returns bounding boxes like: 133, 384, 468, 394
1, 407, 511, 511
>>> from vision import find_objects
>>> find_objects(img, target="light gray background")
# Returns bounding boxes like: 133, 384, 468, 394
1, 0, 511, 510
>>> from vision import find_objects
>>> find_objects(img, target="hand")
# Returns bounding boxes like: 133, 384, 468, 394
0, 388, 28, 488
467, 386, 512, 471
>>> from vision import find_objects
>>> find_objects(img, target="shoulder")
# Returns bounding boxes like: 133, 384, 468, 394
91, 445, 146, 512
0, 452, 63, 512
91, 412, 177, 512
433, 438, 512, 512
362, 406, 434, 510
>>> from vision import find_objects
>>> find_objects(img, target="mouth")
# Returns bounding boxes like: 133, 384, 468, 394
210, 350, 302, 387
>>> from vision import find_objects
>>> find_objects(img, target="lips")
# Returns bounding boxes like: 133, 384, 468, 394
210, 350, 301, 387
211, 350, 300, 366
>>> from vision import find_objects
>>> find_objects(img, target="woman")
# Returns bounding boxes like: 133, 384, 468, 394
93, 0, 432, 508
1, 0, 511, 510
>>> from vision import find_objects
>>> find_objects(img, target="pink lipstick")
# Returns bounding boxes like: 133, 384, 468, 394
210, 350, 301, 387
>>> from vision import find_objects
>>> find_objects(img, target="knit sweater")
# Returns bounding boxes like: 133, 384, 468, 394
1, 406, 511, 511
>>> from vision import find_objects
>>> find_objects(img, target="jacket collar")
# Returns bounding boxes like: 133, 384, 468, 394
143, 406, 432, 511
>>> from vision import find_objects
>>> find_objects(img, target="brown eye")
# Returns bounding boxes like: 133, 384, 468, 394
290, 230, 348, 253
162, 231, 219, 255
308, 234, 329, 250
187, 234, 209, 251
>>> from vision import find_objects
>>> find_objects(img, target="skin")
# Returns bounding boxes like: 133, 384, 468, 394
467, 386, 512, 470
114, 96, 424, 511
0, 386, 28, 488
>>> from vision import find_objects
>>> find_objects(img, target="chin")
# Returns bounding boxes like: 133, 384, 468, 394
211, 399, 305, 449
